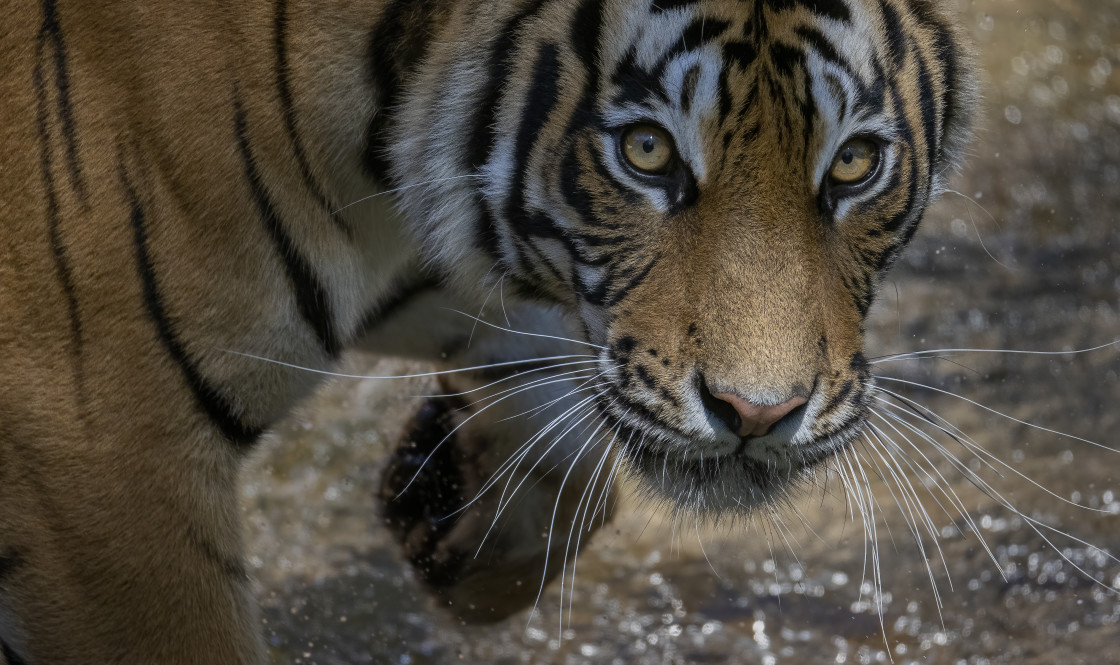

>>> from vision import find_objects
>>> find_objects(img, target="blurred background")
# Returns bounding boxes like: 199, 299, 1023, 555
244, 0, 1120, 662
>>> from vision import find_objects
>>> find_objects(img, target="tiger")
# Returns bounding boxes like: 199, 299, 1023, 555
0, 0, 976, 662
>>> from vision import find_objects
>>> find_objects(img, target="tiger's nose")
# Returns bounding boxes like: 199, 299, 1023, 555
709, 391, 809, 438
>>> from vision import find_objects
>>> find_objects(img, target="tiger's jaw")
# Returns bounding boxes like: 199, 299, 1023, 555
599, 379, 871, 516
588, 317, 874, 516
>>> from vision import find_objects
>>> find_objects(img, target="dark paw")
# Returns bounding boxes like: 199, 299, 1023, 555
379, 396, 472, 590
379, 390, 619, 623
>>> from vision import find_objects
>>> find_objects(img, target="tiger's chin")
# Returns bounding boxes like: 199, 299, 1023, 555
605, 412, 865, 518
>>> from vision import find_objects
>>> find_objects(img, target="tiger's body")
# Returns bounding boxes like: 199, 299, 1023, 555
0, 0, 974, 662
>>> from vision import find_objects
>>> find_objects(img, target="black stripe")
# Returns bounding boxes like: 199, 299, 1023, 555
565, 0, 605, 140
120, 159, 263, 448
769, 40, 804, 78
876, 77, 921, 239
649, 18, 731, 81
606, 255, 658, 307
505, 42, 562, 243
879, 0, 939, 181
914, 50, 940, 177
850, 352, 869, 373
519, 233, 569, 286
823, 71, 848, 121
821, 380, 854, 418
363, 0, 408, 182
573, 231, 628, 249
234, 96, 340, 357
794, 25, 853, 79
898, 0, 950, 170
764, 0, 850, 23
363, 0, 441, 181
610, 46, 671, 107
602, 383, 675, 433
679, 17, 732, 52
559, 139, 601, 226
467, 2, 553, 171
0, 547, 25, 584
905, 2, 959, 162
34, 35, 84, 396
518, 209, 577, 251
797, 54, 817, 155
878, 0, 908, 71
1, 639, 28, 665
186, 524, 249, 583
468, 0, 553, 257
717, 65, 734, 123
723, 38, 757, 71
570, 0, 605, 75
473, 199, 503, 261
40, 0, 87, 205
854, 58, 888, 119
924, 20, 961, 163
274, 0, 348, 233
680, 65, 700, 112
506, 274, 559, 303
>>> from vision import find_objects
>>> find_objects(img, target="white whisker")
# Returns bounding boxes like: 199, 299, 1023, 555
863, 424, 951, 614
462, 396, 604, 526
395, 377, 600, 500
564, 424, 620, 625
874, 387, 1116, 513
442, 309, 608, 351
695, 520, 724, 582
224, 350, 596, 381
876, 375, 1119, 454
872, 401, 1120, 581
467, 264, 505, 348
870, 405, 1007, 577
534, 410, 614, 635
871, 338, 1120, 365
419, 362, 600, 402
455, 368, 600, 412
331, 173, 483, 213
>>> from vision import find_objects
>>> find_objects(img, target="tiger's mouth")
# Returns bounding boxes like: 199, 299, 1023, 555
595, 387, 868, 516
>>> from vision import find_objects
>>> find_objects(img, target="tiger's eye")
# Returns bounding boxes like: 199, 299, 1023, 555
621, 125, 674, 174
828, 139, 879, 184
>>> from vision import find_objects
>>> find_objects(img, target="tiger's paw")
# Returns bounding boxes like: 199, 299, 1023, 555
380, 388, 617, 624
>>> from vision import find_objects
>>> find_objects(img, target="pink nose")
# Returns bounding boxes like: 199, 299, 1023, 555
710, 392, 808, 438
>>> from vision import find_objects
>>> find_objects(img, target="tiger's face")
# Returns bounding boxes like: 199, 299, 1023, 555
395, 0, 974, 515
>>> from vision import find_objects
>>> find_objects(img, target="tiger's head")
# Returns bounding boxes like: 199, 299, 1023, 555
392, 0, 976, 515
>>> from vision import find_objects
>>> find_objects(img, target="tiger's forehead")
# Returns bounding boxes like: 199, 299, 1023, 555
600, 0, 883, 96
593, 0, 887, 185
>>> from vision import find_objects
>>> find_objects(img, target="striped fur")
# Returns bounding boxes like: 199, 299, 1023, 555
391, 0, 976, 514
0, 0, 974, 661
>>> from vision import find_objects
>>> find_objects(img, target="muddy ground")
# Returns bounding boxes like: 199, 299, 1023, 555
243, 1, 1120, 663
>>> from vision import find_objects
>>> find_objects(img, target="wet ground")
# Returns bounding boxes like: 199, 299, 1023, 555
243, 1, 1120, 662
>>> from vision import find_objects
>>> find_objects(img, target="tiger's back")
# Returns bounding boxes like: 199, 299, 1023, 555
0, 2, 430, 661
0, 0, 974, 662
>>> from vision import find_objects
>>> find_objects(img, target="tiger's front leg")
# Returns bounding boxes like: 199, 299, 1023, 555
359, 290, 620, 623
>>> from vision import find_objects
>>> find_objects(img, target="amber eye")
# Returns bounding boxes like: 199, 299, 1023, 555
621, 124, 675, 174
828, 138, 879, 185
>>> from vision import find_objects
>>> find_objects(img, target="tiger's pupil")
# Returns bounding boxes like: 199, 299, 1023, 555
841, 149, 854, 164
643, 139, 655, 154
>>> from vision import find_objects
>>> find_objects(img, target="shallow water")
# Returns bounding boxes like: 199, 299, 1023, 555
243, 1, 1120, 662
